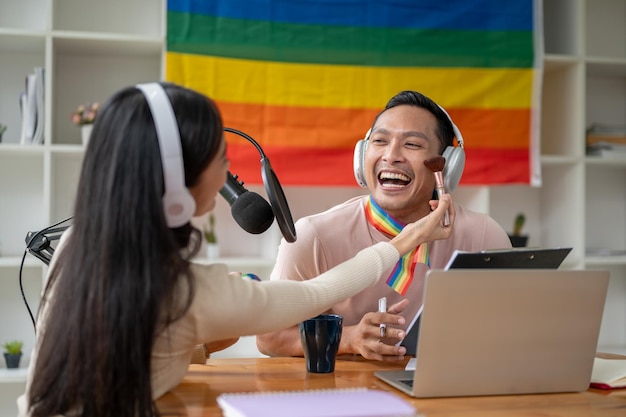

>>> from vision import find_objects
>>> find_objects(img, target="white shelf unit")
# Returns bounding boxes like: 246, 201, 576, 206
1, 2, 166, 395
541, 0, 626, 354
0, 0, 625, 407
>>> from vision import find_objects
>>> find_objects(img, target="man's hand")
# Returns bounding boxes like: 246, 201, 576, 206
340, 298, 409, 362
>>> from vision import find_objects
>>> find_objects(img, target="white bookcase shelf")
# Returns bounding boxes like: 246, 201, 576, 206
1, 0, 625, 398
0, 368, 28, 384
541, 0, 626, 354
0, 2, 174, 397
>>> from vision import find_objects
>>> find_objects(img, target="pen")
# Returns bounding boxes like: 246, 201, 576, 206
378, 297, 387, 338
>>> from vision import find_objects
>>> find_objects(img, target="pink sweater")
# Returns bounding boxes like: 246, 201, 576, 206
270, 196, 512, 330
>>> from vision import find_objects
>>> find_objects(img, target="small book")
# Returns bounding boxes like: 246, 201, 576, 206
590, 357, 626, 390
216, 387, 417, 417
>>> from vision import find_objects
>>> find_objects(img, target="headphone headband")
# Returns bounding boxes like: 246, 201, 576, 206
436, 104, 464, 149
136, 83, 196, 227
353, 102, 466, 192
363, 105, 464, 149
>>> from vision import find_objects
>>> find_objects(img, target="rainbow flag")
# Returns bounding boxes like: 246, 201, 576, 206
166, 0, 541, 186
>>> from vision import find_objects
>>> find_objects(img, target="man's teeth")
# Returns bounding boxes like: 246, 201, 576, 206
379, 172, 410, 182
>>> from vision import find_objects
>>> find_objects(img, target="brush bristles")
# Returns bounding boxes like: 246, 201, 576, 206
424, 156, 446, 172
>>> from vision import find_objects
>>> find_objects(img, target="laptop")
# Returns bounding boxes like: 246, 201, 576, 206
400, 247, 573, 354
376, 269, 609, 398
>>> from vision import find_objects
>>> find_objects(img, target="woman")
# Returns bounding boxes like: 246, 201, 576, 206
18, 82, 454, 417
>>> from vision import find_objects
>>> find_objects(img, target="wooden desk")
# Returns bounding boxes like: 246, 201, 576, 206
156, 356, 626, 417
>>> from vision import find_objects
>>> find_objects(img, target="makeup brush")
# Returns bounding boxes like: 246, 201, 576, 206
424, 156, 450, 226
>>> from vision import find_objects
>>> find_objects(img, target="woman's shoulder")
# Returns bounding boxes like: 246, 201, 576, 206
188, 261, 229, 281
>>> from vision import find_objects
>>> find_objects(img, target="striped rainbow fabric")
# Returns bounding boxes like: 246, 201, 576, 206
364, 195, 430, 295
166, 0, 541, 186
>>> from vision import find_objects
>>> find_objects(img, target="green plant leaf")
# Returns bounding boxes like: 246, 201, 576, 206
203, 213, 217, 243
3, 340, 23, 355
513, 213, 525, 235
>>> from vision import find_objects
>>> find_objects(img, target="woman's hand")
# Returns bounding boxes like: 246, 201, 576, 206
390, 194, 454, 256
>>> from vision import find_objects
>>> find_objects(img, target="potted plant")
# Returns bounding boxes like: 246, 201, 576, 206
3, 339, 23, 369
508, 213, 528, 247
71, 102, 99, 145
203, 213, 220, 259
0, 123, 7, 143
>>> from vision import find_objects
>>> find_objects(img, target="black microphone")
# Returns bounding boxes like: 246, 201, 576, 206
220, 171, 275, 234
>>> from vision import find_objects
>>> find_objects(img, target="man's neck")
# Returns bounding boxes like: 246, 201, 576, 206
370, 196, 432, 225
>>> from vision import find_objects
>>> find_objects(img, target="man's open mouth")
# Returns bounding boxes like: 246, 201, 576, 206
378, 171, 411, 188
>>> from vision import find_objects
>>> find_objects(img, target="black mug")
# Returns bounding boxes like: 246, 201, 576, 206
298, 314, 343, 373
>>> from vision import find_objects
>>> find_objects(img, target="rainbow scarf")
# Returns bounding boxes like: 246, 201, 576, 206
364, 196, 430, 296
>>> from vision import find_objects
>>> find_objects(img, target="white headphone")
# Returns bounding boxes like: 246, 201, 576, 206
353, 104, 465, 193
136, 83, 196, 228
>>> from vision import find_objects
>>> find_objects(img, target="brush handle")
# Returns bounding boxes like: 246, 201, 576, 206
436, 187, 450, 227
433, 171, 450, 226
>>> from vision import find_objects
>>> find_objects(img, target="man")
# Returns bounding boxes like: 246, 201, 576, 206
256, 90, 511, 362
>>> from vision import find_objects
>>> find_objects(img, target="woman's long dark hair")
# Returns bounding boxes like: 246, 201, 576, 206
28, 83, 223, 417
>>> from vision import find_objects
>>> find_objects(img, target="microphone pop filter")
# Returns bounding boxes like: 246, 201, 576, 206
261, 158, 296, 242
230, 191, 274, 234
223, 127, 296, 242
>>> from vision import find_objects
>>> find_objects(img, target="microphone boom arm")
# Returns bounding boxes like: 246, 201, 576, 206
25, 128, 297, 266
25, 219, 72, 265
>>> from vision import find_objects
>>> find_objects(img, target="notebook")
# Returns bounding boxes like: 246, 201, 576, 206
376, 269, 609, 398
216, 388, 417, 417
590, 357, 626, 389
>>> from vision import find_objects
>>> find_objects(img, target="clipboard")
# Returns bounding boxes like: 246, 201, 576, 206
444, 247, 572, 270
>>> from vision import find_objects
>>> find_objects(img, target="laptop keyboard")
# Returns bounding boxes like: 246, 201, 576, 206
399, 379, 414, 388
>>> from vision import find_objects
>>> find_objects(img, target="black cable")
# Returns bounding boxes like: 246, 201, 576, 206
20, 216, 73, 334
18, 249, 37, 331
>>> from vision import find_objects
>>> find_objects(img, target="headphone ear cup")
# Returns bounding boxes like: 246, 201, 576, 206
136, 83, 196, 228
353, 139, 368, 188
162, 190, 197, 228
442, 145, 465, 193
